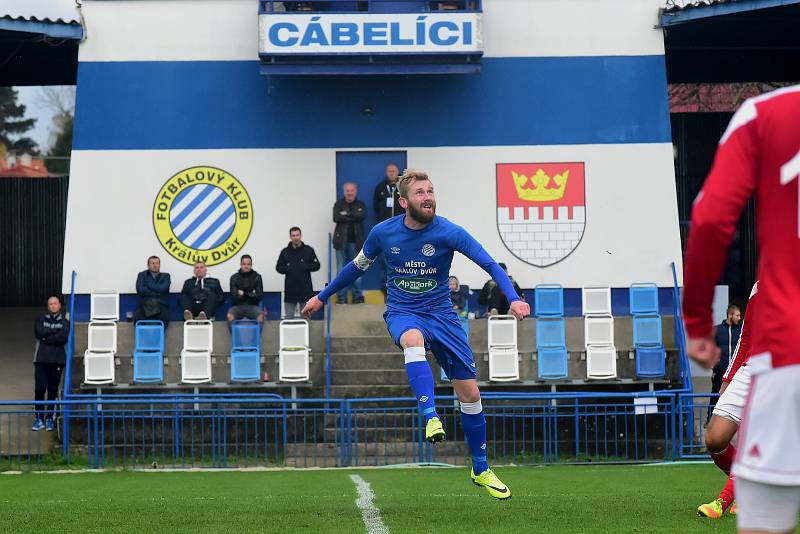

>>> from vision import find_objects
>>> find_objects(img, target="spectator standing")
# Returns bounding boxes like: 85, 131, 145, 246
487, 263, 523, 315
276, 227, 321, 317
449, 276, 468, 319
332, 182, 366, 304
134, 255, 171, 327
373, 163, 404, 295
707, 304, 742, 422
180, 261, 224, 320
32, 296, 70, 431
373, 163, 404, 222
227, 255, 265, 327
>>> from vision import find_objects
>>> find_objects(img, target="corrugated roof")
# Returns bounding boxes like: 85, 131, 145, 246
664, 0, 765, 13
1, 0, 80, 26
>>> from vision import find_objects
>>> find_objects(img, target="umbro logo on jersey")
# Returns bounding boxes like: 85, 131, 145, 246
422, 244, 435, 256
390, 246, 401, 254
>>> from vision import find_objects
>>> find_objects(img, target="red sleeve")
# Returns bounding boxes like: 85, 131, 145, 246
682, 105, 760, 339
723, 284, 758, 382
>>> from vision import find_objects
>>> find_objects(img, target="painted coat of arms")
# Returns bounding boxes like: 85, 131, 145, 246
496, 162, 586, 267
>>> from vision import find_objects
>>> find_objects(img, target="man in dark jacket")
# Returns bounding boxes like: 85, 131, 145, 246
373, 163, 405, 295
180, 261, 224, 320
32, 296, 70, 431
373, 163, 404, 223
487, 263, 523, 315
134, 255, 171, 327
227, 254, 264, 326
707, 303, 742, 421
276, 227, 321, 317
332, 182, 367, 304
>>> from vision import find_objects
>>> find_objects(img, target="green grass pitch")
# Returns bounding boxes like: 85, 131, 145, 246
1, 464, 785, 533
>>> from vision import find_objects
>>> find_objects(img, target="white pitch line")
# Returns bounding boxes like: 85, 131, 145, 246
349, 474, 389, 534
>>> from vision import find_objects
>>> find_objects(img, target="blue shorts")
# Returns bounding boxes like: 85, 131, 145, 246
384, 309, 476, 380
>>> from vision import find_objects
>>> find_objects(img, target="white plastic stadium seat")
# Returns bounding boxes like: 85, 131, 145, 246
582, 285, 611, 316
279, 319, 310, 382
83, 321, 118, 385
487, 315, 519, 382
584, 316, 614, 346
90, 290, 120, 322
181, 320, 213, 384
586, 345, 618, 379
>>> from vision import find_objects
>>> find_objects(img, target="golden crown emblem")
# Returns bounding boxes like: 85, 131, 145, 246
512, 169, 569, 202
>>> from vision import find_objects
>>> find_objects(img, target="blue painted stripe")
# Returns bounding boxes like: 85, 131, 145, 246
190, 207, 235, 250
73, 56, 671, 150
171, 185, 214, 227
176, 192, 229, 242
171, 186, 194, 212
208, 220, 236, 250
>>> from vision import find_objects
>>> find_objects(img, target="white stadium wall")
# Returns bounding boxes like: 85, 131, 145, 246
64, 0, 682, 294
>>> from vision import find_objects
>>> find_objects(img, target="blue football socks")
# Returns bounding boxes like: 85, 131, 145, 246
460, 399, 489, 475
404, 346, 438, 422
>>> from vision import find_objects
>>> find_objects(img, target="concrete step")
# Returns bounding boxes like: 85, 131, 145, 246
330, 352, 405, 369
330, 335, 397, 353
330, 320, 388, 337
285, 441, 466, 458
330, 303, 386, 323
331, 369, 408, 386
329, 385, 413, 398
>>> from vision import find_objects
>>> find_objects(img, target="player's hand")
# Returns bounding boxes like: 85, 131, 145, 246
686, 335, 720, 369
509, 300, 530, 321
301, 296, 323, 319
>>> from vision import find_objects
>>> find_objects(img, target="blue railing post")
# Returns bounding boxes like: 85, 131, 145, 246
325, 232, 333, 399
62, 270, 77, 459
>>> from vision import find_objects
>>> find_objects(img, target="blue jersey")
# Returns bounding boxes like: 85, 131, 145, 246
319, 214, 521, 310
356, 215, 511, 312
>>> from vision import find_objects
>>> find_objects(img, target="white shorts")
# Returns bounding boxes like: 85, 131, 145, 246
736, 477, 800, 532
733, 362, 800, 486
712, 364, 751, 424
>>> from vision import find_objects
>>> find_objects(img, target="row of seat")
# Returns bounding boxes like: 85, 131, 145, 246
83, 319, 312, 385
487, 284, 668, 382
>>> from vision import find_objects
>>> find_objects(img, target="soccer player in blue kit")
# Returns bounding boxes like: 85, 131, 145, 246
302, 170, 530, 499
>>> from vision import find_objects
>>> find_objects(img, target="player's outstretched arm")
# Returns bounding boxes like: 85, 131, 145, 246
452, 225, 530, 320
302, 246, 377, 318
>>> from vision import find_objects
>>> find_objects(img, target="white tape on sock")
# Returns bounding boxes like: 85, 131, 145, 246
403, 346, 426, 364
460, 399, 483, 415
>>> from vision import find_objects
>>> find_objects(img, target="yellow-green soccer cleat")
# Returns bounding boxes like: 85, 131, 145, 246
425, 417, 446, 443
471, 468, 512, 500
697, 498, 724, 519
728, 502, 737, 515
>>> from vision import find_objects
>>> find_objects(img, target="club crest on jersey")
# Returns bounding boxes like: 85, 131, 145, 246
390, 246, 401, 254
421, 244, 435, 257
496, 162, 586, 267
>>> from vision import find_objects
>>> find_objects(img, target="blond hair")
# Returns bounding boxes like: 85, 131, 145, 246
397, 169, 431, 198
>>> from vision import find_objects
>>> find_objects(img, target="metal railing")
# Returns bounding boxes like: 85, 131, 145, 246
0, 391, 716, 471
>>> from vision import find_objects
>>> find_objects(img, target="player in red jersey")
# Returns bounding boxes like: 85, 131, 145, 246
683, 85, 800, 534
698, 282, 759, 519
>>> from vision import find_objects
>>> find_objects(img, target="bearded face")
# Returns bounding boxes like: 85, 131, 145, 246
402, 179, 436, 225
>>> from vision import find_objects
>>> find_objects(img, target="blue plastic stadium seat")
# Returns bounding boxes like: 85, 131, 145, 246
368, 1, 429, 12
633, 315, 662, 346
636, 345, 666, 378
537, 348, 568, 380
133, 320, 164, 383
534, 284, 564, 317
629, 283, 659, 316
230, 320, 261, 383
536, 318, 566, 348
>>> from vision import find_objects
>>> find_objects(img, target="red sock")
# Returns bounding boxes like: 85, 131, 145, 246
718, 475, 735, 510
711, 445, 736, 475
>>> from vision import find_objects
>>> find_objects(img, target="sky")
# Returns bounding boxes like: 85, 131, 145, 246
13, 85, 73, 153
